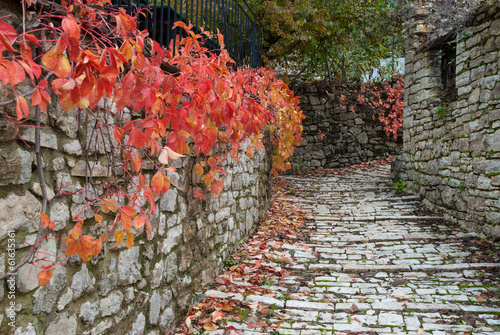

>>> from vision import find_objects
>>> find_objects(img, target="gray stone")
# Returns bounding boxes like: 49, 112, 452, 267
98, 273, 117, 296
63, 140, 83, 155
158, 308, 175, 333
0, 191, 41, 240
149, 291, 161, 325
79, 301, 99, 324
161, 225, 182, 254
160, 189, 177, 212
356, 132, 369, 144
14, 323, 36, 335
129, 313, 146, 335
150, 260, 164, 289
469, 87, 481, 104
32, 273, 66, 314
44, 312, 77, 335
57, 288, 73, 311
118, 246, 142, 285
21, 127, 58, 149
71, 264, 95, 300
0, 147, 32, 186
31, 182, 56, 201
49, 202, 70, 231
71, 161, 111, 177
99, 290, 123, 316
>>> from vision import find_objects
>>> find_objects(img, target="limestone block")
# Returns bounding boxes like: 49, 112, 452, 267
63, 140, 83, 155
149, 291, 161, 324
32, 273, 66, 314
160, 188, 177, 212
0, 146, 32, 186
98, 273, 117, 296
70, 160, 111, 177
129, 313, 146, 335
118, 246, 142, 285
0, 191, 40, 240
45, 312, 77, 335
161, 225, 182, 255
99, 290, 123, 316
71, 264, 95, 300
20, 127, 58, 150
79, 301, 99, 324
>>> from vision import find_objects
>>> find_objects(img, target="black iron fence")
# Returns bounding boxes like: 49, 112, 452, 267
113, 0, 263, 68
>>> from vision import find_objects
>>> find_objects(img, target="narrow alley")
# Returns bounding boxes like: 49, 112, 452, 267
176, 162, 500, 335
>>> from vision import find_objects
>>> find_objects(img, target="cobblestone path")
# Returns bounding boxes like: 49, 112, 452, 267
181, 163, 500, 335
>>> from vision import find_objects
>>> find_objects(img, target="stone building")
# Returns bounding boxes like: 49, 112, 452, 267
393, 0, 500, 239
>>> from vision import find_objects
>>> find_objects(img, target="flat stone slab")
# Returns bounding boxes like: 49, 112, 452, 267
183, 164, 500, 335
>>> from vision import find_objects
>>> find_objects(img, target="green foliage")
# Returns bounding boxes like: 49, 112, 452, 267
224, 258, 238, 267
393, 180, 406, 193
435, 106, 447, 117
458, 182, 465, 192
246, 0, 406, 80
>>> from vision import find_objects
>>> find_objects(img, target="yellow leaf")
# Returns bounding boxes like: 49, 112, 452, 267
110, 230, 125, 248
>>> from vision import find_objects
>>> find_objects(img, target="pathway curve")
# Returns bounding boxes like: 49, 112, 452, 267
177, 163, 500, 335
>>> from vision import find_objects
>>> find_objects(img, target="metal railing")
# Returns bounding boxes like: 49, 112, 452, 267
113, 0, 263, 68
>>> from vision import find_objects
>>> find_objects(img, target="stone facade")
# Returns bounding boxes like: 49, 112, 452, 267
291, 82, 402, 169
0, 10, 272, 332
0, 108, 271, 335
393, 2, 500, 239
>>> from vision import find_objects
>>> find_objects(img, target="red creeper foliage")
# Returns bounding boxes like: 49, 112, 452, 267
0, 0, 303, 285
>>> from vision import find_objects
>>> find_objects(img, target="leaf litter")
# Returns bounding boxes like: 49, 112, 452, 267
174, 177, 311, 333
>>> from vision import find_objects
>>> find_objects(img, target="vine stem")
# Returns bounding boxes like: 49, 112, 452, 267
0, 102, 49, 279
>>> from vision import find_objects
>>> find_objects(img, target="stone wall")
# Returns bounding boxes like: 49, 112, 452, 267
0, 103, 271, 335
393, 2, 500, 239
291, 82, 402, 169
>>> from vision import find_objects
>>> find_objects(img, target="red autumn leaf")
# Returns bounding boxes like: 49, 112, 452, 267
0, 21, 17, 53
16, 96, 29, 120
127, 127, 148, 148
62, 15, 81, 40
37, 265, 55, 286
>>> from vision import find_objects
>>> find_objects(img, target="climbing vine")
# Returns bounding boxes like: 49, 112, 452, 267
340, 76, 404, 138
0, 0, 303, 285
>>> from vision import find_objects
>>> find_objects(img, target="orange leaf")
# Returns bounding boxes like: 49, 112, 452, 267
37, 268, 53, 286
203, 322, 216, 331
126, 229, 134, 248
194, 162, 204, 176
133, 214, 145, 229
476, 296, 484, 302
100, 198, 118, 213
110, 230, 125, 249
94, 214, 103, 224
151, 171, 164, 195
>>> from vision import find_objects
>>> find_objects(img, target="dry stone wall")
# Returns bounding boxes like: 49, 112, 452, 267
291, 83, 402, 169
393, 2, 500, 239
0, 105, 272, 333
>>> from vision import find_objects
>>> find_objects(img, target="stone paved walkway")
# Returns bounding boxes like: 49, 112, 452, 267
180, 163, 500, 335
